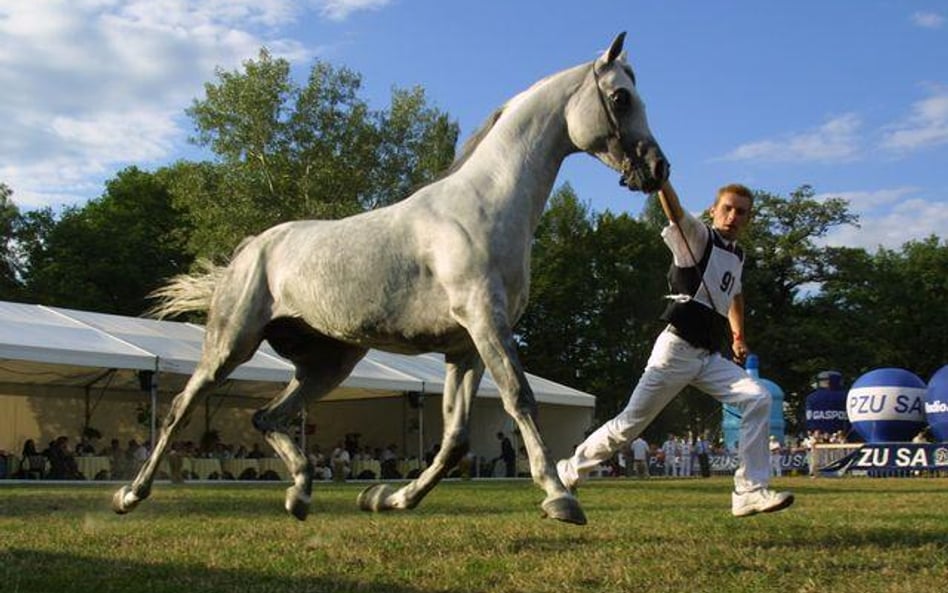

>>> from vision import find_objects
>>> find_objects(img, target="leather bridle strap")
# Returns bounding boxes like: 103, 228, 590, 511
592, 64, 623, 143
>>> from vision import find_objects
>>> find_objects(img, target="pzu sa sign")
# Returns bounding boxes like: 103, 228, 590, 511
850, 444, 948, 470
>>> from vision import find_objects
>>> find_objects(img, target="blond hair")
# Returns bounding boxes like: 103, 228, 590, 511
715, 183, 754, 208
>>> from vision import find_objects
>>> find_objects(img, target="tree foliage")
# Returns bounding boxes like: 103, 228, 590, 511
805, 236, 947, 381
17, 168, 191, 315
176, 49, 458, 259
736, 185, 861, 422
1, 182, 20, 299
518, 185, 670, 437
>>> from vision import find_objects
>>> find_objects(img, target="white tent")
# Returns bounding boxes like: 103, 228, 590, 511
0, 301, 595, 462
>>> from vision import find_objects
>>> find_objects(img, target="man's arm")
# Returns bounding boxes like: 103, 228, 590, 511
728, 293, 749, 364
657, 180, 686, 223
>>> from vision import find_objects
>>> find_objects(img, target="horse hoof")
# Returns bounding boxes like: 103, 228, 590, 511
358, 484, 395, 512
111, 485, 138, 515
541, 494, 587, 525
285, 486, 310, 521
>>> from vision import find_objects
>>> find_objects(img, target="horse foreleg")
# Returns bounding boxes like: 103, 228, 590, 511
462, 302, 586, 525
359, 351, 482, 513
253, 377, 315, 521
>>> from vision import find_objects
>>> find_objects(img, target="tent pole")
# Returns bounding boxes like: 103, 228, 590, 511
299, 407, 307, 453
418, 402, 424, 465
149, 371, 158, 452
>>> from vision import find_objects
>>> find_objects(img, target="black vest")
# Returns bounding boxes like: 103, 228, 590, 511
660, 227, 744, 351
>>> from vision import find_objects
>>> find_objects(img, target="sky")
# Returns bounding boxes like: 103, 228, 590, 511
1, 0, 946, 251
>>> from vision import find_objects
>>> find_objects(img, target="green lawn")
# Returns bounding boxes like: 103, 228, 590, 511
1, 477, 946, 593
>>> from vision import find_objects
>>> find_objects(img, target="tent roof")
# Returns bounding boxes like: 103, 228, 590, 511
0, 301, 594, 408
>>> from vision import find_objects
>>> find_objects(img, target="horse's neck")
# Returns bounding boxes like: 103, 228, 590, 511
456, 64, 586, 231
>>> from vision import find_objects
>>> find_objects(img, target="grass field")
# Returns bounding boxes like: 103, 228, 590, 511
1, 476, 946, 593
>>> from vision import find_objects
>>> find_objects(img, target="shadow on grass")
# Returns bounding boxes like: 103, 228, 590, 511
0, 484, 371, 520
1, 548, 466, 593
0, 482, 553, 523
766, 526, 948, 550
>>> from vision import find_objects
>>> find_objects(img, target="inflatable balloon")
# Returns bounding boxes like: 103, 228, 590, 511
724, 355, 785, 450
805, 371, 850, 435
847, 368, 927, 442
925, 364, 948, 442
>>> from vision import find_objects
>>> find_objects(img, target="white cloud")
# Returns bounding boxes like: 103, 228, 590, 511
818, 187, 917, 211
719, 114, 863, 163
0, 0, 324, 210
315, 0, 392, 22
911, 11, 944, 29
879, 85, 948, 152
817, 189, 948, 251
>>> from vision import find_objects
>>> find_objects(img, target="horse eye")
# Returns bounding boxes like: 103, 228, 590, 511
611, 89, 631, 111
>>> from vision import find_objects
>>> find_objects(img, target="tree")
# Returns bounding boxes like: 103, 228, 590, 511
175, 49, 458, 260
518, 185, 672, 437
20, 167, 192, 315
518, 184, 597, 386
1, 183, 20, 299
736, 185, 859, 422
807, 236, 948, 382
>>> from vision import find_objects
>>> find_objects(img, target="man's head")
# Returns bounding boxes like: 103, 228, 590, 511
710, 183, 754, 240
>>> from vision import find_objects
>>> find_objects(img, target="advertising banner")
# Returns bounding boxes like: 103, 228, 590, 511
819, 443, 948, 475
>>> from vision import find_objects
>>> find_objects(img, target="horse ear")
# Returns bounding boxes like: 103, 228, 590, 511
605, 32, 627, 64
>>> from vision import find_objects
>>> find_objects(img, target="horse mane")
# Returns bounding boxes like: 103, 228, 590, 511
445, 106, 506, 176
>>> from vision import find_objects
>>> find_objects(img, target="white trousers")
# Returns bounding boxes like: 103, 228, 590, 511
567, 329, 772, 494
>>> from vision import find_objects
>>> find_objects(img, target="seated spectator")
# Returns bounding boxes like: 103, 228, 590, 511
124, 439, 148, 476
215, 442, 235, 460
19, 439, 47, 479
380, 444, 399, 479
76, 434, 98, 456
330, 440, 350, 482
20, 438, 39, 460
307, 445, 331, 480
246, 443, 265, 459
102, 438, 127, 479
48, 436, 81, 479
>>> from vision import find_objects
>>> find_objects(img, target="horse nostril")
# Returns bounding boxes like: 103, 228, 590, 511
653, 158, 669, 182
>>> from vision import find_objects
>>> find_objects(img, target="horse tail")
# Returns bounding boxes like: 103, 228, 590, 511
146, 258, 228, 319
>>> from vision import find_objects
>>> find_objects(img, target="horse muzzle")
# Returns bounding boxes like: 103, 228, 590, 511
619, 141, 669, 194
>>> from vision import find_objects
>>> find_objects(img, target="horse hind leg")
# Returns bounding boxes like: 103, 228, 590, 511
113, 264, 271, 515
253, 323, 368, 520
359, 349, 481, 513
113, 337, 262, 515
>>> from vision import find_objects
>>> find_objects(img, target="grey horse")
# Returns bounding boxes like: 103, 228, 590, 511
113, 32, 668, 525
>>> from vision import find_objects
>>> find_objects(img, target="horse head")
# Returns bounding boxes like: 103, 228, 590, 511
567, 32, 669, 194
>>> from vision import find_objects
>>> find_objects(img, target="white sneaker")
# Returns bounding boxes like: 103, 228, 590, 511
556, 459, 579, 493
731, 488, 794, 517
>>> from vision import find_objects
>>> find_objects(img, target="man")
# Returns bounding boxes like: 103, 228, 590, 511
679, 435, 692, 477
694, 432, 712, 478
557, 181, 793, 517
494, 432, 516, 478
768, 435, 782, 477
661, 433, 679, 477
630, 436, 650, 479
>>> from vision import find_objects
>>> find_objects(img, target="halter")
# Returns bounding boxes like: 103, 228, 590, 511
591, 63, 634, 186
591, 64, 624, 145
